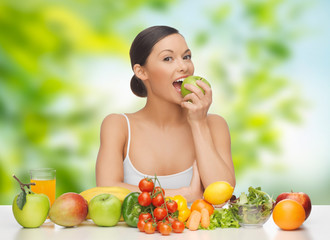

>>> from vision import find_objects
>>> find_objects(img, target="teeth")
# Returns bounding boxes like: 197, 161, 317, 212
174, 78, 184, 83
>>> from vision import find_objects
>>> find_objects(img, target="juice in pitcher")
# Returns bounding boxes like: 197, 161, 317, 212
30, 168, 56, 206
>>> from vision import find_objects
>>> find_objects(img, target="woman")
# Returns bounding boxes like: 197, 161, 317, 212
96, 26, 235, 202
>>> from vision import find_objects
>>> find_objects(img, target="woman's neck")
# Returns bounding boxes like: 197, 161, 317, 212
140, 97, 187, 128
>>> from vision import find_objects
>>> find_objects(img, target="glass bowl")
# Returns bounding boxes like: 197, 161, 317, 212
228, 202, 273, 228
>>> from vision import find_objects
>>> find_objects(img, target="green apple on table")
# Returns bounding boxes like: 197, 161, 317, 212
181, 75, 211, 97
88, 193, 122, 227
12, 175, 50, 228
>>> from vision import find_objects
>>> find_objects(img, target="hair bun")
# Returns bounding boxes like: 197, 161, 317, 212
130, 75, 147, 97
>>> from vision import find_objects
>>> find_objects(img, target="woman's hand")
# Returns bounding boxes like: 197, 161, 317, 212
181, 80, 212, 123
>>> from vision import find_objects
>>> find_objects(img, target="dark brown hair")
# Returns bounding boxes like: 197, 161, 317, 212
129, 26, 179, 97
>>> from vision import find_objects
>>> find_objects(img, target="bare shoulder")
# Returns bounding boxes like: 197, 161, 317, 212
207, 114, 229, 130
102, 113, 126, 127
100, 113, 128, 140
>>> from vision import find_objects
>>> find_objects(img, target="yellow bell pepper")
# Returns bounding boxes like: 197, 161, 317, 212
172, 195, 188, 211
169, 195, 191, 222
178, 207, 191, 222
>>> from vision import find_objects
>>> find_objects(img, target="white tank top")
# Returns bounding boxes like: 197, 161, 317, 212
122, 114, 193, 189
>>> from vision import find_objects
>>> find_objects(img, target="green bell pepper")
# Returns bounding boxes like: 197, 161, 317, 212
122, 192, 142, 227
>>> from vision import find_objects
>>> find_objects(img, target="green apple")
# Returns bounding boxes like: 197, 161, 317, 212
12, 191, 50, 228
181, 75, 211, 97
89, 193, 122, 227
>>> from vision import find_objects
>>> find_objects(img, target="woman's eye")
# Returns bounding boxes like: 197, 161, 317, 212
184, 54, 192, 60
163, 57, 173, 61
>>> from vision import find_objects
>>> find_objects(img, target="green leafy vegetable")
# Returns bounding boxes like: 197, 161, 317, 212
229, 186, 274, 225
199, 208, 240, 230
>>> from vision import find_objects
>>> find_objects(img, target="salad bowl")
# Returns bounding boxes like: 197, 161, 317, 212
229, 187, 274, 228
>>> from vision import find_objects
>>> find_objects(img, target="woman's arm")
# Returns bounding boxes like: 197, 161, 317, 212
95, 114, 203, 202
189, 114, 236, 188
95, 114, 130, 187
181, 80, 236, 189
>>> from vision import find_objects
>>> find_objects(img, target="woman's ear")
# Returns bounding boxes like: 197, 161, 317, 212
133, 64, 148, 81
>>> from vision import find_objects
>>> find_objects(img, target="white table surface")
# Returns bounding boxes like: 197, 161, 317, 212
1, 205, 329, 240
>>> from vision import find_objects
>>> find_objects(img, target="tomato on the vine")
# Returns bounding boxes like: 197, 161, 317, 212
153, 186, 165, 195
137, 219, 146, 232
139, 212, 152, 222
139, 178, 154, 192
166, 200, 178, 213
166, 216, 176, 223
172, 220, 185, 233
158, 222, 172, 235
144, 221, 156, 234
152, 193, 164, 207
157, 219, 169, 231
138, 192, 151, 206
154, 207, 167, 221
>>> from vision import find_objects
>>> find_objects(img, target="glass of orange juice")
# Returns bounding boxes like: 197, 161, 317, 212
30, 168, 56, 206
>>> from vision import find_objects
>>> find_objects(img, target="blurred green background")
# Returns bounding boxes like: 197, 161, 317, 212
1, 0, 329, 204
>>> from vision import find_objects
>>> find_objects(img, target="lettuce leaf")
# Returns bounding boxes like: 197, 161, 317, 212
199, 208, 240, 230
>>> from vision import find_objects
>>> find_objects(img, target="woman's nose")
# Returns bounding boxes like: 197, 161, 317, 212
177, 59, 188, 72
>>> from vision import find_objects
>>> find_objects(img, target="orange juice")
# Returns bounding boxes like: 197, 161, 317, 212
31, 179, 56, 206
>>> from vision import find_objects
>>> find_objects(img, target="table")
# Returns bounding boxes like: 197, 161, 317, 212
1, 205, 329, 240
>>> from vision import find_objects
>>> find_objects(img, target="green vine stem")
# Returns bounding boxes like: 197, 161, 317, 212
152, 174, 172, 224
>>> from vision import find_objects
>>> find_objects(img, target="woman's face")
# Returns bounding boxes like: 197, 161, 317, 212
142, 33, 194, 103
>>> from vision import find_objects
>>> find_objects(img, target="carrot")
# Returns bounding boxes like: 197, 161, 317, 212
187, 210, 201, 231
201, 208, 210, 228
185, 211, 192, 229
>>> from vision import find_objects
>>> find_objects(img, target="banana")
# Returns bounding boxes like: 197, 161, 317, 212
80, 186, 131, 203
80, 186, 131, 221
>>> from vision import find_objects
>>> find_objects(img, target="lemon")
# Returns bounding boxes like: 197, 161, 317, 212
203, 181, 234, 205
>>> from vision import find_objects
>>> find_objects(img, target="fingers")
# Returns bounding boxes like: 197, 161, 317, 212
183, 82, 205, 99
182, 80, 212, 104
181, 80, 212, 123
196, 80, 211, 94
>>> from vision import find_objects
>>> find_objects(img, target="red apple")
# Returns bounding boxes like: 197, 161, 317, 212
49, 192, 88, 227
275, 191, 312, 220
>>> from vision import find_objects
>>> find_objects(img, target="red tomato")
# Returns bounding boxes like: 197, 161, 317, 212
154, 207, 167, 221
157, 220, 169, 231
166, 216, 176, 223
139, 178, 154, 192
139, 212, 152, 222
138, 192, 151, 206
158, 222, 172, 235
166, 200, 178, 213
153, 186, 165, 196
152, 193, 164, 207
144, 221, 156, 234
137, 219, 146, 232
172, 220, 185, 233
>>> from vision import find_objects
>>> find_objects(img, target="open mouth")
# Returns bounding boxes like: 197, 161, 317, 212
173, 78, 184, 93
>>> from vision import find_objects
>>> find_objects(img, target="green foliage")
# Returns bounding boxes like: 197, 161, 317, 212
201, 0, 307, 176
0, 0, 175, 204
0, 0, 308, 204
